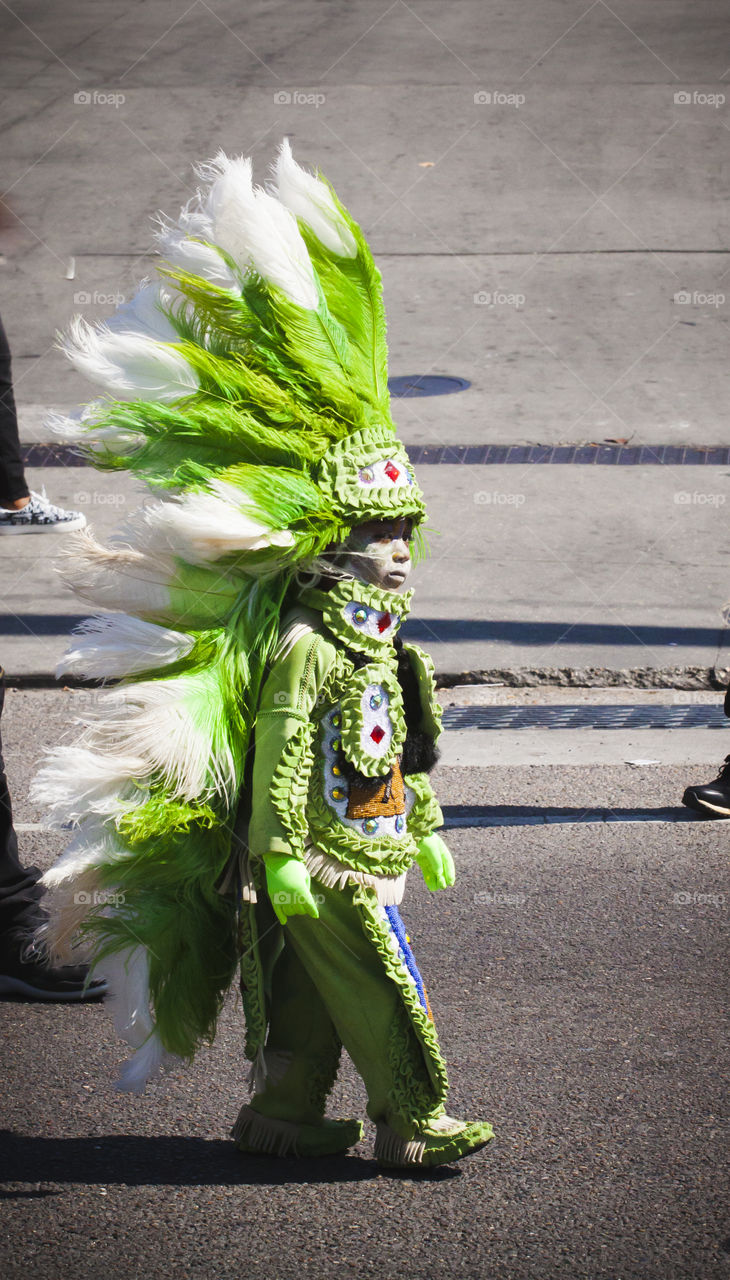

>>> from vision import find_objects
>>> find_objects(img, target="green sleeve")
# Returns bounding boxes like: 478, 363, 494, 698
406, 771, 444, 841
247, 629, 335, 863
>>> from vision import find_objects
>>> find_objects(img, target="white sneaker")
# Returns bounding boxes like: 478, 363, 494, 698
0, 488, 87, 535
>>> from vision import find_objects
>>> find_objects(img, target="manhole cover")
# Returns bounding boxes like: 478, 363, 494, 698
388, 374, 471, 398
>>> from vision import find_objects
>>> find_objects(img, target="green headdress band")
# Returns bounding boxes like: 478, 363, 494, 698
318, 426, 426, 526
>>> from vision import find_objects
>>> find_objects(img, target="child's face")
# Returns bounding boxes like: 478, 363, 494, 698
342, 517, 414, 591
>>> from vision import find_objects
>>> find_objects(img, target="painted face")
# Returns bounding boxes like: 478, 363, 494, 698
342, 517, 414, 591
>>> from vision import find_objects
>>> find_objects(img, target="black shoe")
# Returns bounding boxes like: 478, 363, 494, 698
682, 755, 730, 819
0, 941, 107, 1002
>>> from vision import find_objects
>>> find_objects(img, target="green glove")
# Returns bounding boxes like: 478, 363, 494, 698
415, 833, 456, 892
264, 854, 320, 925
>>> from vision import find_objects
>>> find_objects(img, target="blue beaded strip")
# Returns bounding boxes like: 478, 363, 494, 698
384, 905, 428, 1012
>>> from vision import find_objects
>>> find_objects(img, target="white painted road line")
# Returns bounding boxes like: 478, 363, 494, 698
439, 727, 729, 767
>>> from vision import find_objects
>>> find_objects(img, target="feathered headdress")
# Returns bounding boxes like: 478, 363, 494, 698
33, 140, 427, 1091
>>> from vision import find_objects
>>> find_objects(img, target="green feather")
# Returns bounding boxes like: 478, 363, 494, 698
71, 397, 346, 490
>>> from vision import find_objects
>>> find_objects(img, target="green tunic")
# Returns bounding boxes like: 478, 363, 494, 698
248, 578, 444, 891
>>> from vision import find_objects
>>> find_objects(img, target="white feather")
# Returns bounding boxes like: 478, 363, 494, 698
97, 945, 155, 1048
56, 528, 176, 616
46, 408, 144, 454
199, 152, 319, 310
35, 865, 102, 964
32, 745, 149, 828
86, 674, 237, 802
271, 138, 357, 258
105, 280, 181, 342
89, 945, 180, 1092
57, 527, 243, 626
40, 820, 129, 885
34, 822, 128, 963
46, 401, 100, 439
138, 484, 295, 565
175, 192, 215, 241
115, 1034, 178, 1093
63, 316, 199, 403
156, 224, 238, 290
59, 613, 195, 679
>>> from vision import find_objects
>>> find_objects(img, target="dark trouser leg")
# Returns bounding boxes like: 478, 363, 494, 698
0, 672, 43, 945
0, 314, 29, 504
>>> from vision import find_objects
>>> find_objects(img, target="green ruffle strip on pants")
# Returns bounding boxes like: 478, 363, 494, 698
237, 878, 449, 1143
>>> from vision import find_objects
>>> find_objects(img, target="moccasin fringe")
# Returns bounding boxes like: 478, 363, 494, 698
374, 1120, 426, 1165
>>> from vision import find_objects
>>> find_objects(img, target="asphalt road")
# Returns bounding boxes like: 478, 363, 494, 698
1, 690, 729, 1280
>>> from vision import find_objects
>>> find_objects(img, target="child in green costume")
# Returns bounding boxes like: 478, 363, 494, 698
33, 142, 493, 1169
235, 511, 493, 1165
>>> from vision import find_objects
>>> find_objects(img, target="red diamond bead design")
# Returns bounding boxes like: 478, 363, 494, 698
383, 460, 400, 482
370, 725, 385, 744
377, 611, 391, 633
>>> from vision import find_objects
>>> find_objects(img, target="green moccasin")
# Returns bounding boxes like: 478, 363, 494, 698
375, 1114, 494, 1170
232, 1105, 363, 1158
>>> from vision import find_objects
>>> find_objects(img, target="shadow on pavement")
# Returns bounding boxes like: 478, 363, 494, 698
0, 614, 88, 636
404, 619, 722, 647
0, 1131, 458, 1189
0, 615, 723, 648
442, 804, 698, 827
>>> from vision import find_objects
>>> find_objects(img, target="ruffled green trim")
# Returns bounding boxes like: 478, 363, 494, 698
404, 772, 444, 841
402, 642, 443, 743
307, 764, 418, 876
387, 1001, 444, 1125
269, 719, 316, 861
317, 425, 426, 525
302, 579, 413, 659
353, 885, 449, 1107
339, 662, 405, 776
313, 642, 356, 710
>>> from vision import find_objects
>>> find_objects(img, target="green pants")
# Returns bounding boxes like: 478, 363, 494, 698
248, 880, 449, 1132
